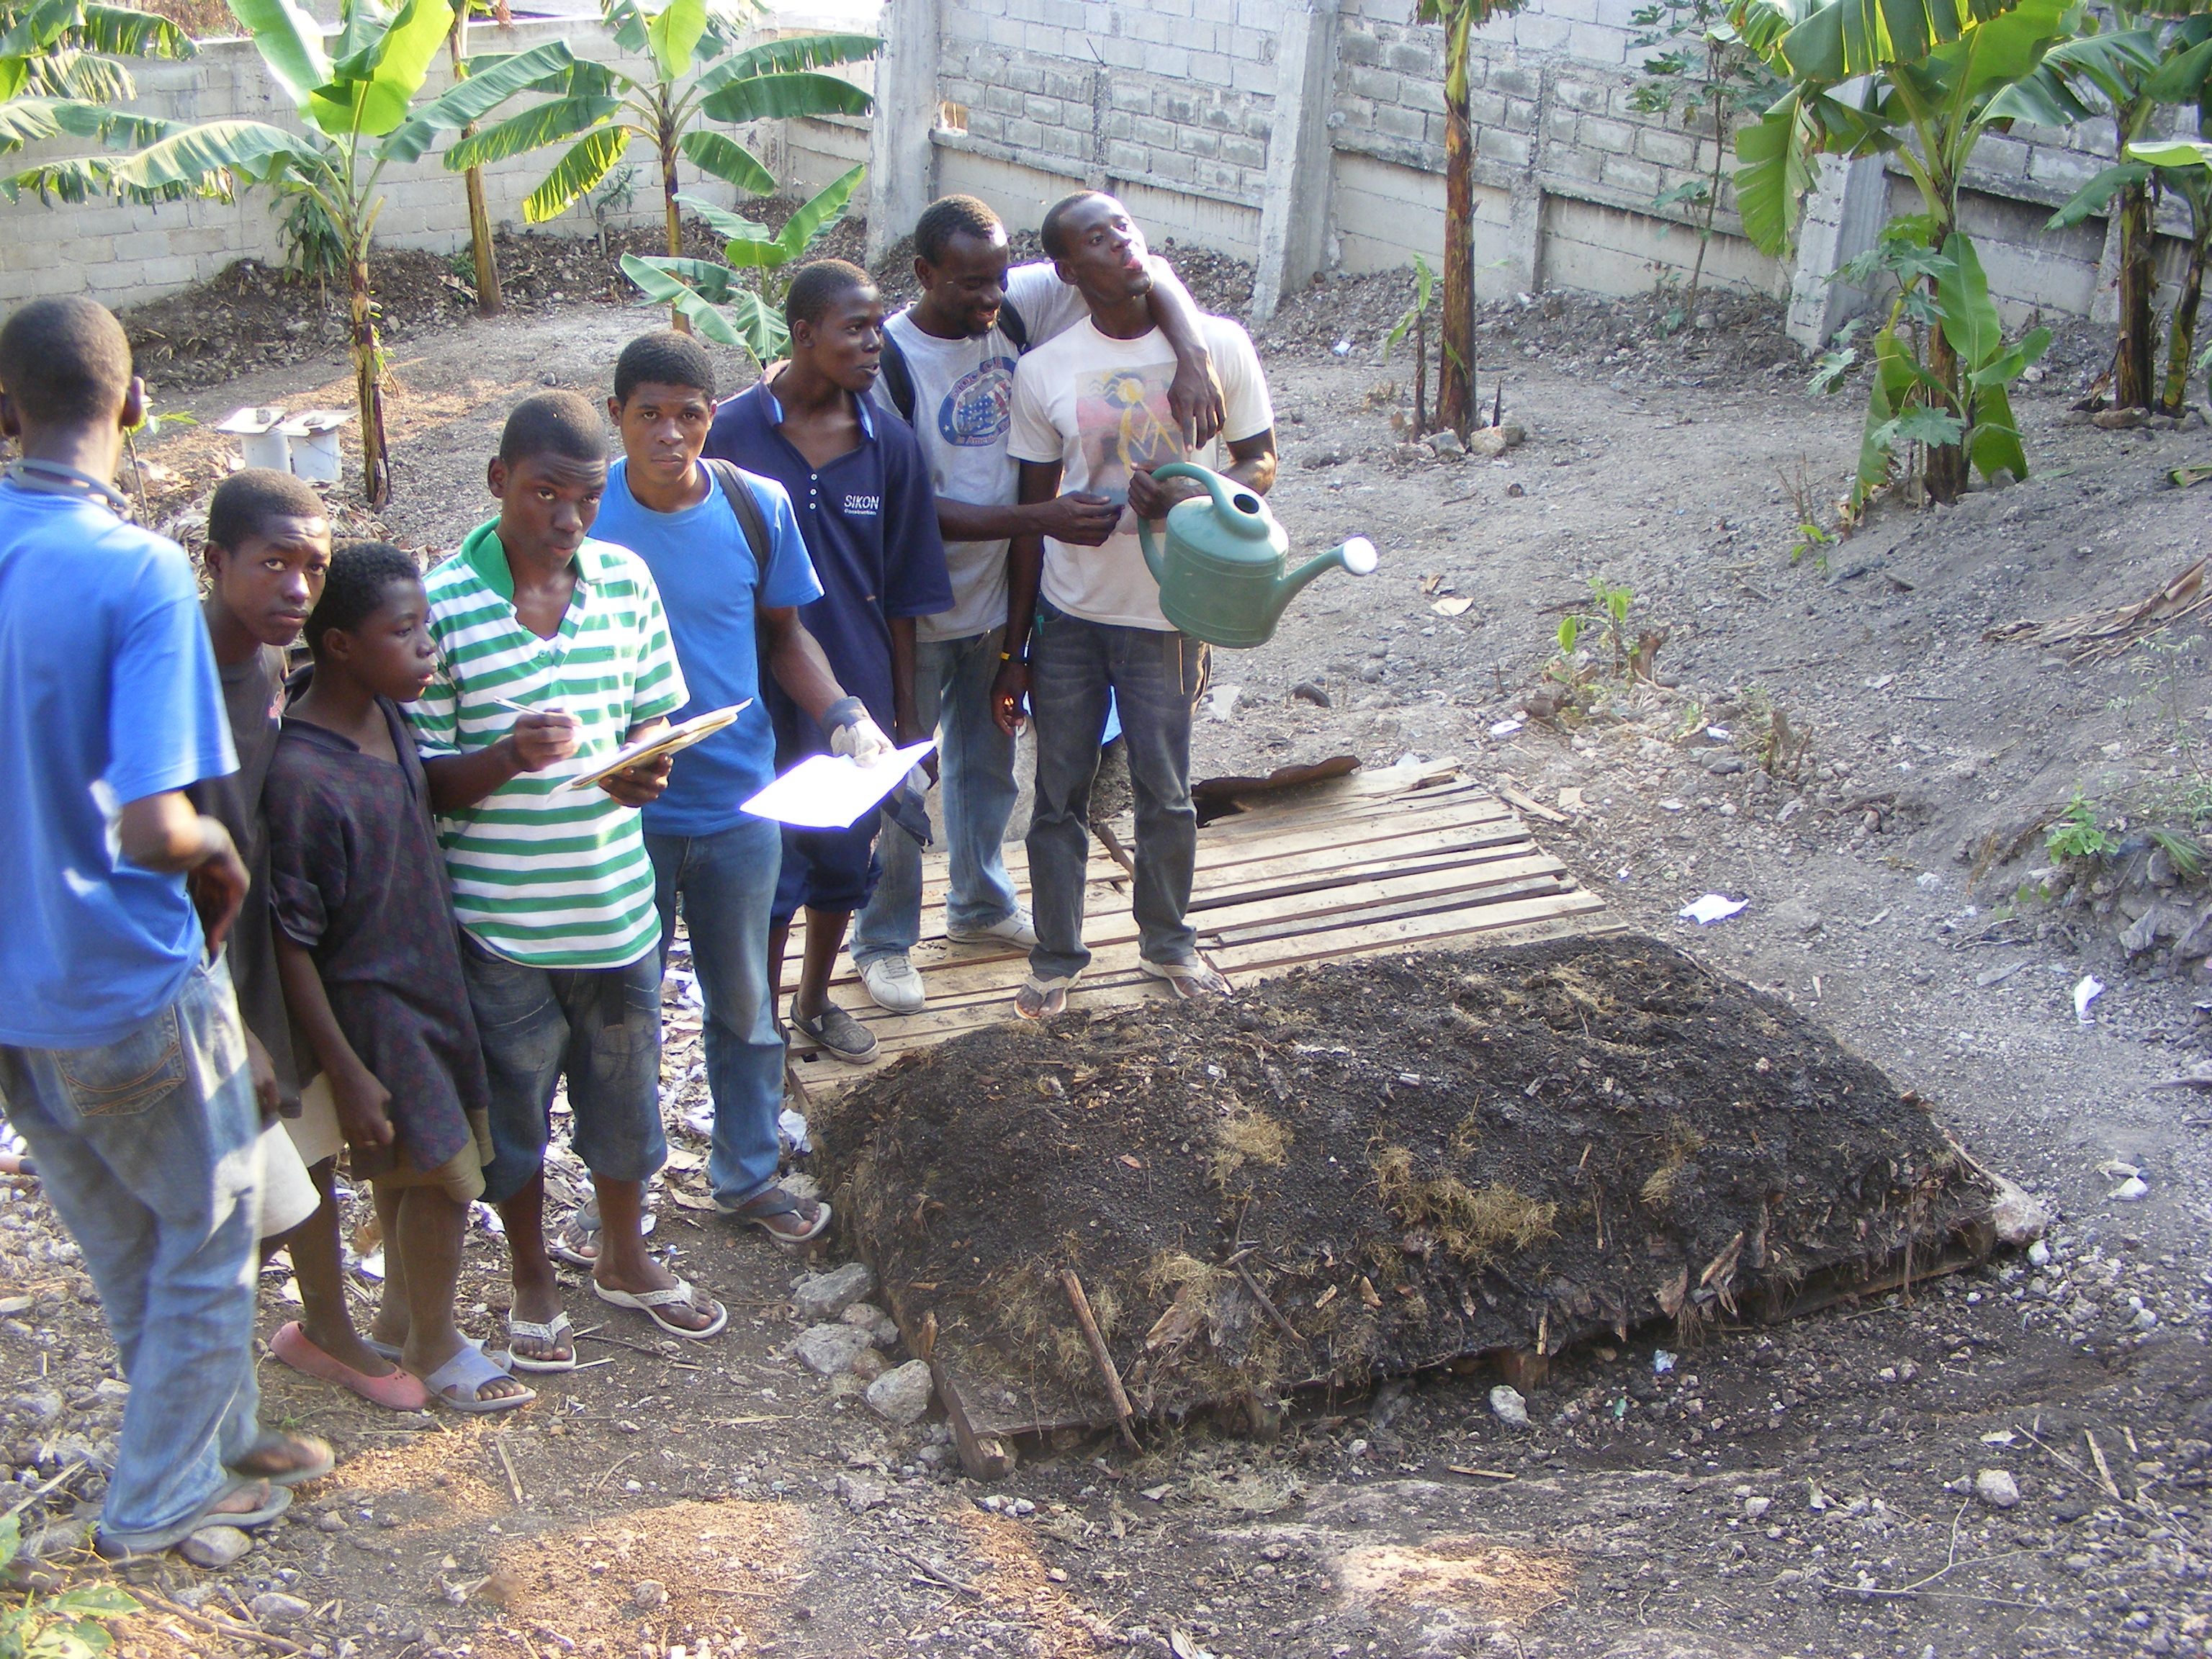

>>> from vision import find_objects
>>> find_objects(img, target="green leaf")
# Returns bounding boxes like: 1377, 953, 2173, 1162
522, 124, 629, 221
1883, 405, 1966, 446
2128, 137, 2212, 171
75, 4, 196, 59
646, 0, 706, 83
721, 233, 792, 268
2146, 32, 2212, 103
387, 37, 575, 161
773, 161, 862, 257
670, 188, 772, 240
225, 0, 333, 112
108, 117, 311, 193
626, 252, 739, 300
676, 129, 775, 195
1776, 0, 2044, 84
696, 30, 881, 86
2048, 161, 2152, 228
1966, 322, 2051, 387
1968, 379, 2028, 477
1732, 92, 1817, 256
50, 1586, 140, 1617
1934, 230, 2002, 370
604, 0, 648, 56
310, 0, 457, 138
621, 251, 747, 344
698, 68, 872, 125
446, 94, 620, 170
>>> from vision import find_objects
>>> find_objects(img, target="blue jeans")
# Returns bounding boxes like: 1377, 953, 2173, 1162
853, 626, 1022, 965
461, 938, 667, 1206
1025, 603, 1208, 983
0, 956, 263, 1547
648, 817, 786, 1208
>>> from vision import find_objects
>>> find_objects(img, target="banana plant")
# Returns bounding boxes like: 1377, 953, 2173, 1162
619, 162, 860, 362
2008, 7, 2210, 408
1732, 0, 2087, 500
0, 0, 196, 199
1823, 223, 2051, 509
446, 0, 875, 330
2126, 138, 2212, 413
79, 0, 577, 504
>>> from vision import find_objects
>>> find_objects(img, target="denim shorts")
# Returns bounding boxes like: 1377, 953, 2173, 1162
771, 819, 881, 925
458, 936, 665, 1205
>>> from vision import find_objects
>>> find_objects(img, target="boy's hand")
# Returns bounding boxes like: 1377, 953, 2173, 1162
244, 1030, 282, 1125
505, 710, 580, 772
184, 820, 249, 958
1125, 465, 1202, 523
1036, 492, 1120, 547
1167, 355, 1225, 450
991, 660, 1030, 737
330, 1064, 394, 1150
601, 750, 673, 808
825, 696, 893, 766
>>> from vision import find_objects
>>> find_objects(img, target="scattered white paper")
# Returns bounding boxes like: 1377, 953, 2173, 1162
779, 1107, 811, 1154
741, 740, 935, 830
1680, 894, 1748, 925
2074, 974, 2105, 1025
1489, 719, 1523, 737
1653, 1349, 1676, 1373
357, 1249, 386, 1282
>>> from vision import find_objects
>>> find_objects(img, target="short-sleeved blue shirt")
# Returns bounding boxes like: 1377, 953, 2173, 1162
0, 482, 238, 1048
703, 378, 951, 763
591, 458, 824, 837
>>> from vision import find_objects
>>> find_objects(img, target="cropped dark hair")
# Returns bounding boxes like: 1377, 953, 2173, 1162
784, 259, 874, 331
0, 296, 132, 426
1040, 191, 1113, 260
613, 331, 716, 406
914, 194, 1003, 266
498, 390, 606, 469
306, 540, 420, 661
207, 468, 325, 556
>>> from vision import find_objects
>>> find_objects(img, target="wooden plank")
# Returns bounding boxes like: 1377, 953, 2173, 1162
1187, 830, 1548, 907
1209, 888, 1612, 974
1204, 868, 1578, 950
1195, 851, 1570, 939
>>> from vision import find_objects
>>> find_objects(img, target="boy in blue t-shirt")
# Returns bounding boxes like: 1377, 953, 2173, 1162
594, 330, 877, 1244
0, 297, 329, 1556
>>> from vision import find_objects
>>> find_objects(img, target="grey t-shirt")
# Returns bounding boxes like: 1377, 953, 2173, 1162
184, 634, 300, 1112
868, 261, 1088, 642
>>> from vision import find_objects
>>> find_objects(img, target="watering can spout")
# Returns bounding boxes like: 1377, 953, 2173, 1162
1270, 536, 1379, 625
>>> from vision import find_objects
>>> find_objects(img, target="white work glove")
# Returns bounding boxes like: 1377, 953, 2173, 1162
824, 696, 893, 767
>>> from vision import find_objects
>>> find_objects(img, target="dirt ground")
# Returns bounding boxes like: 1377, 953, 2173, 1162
5, 233, 2212, 1659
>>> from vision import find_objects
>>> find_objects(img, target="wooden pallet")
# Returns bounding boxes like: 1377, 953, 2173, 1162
775, 758, 1615, 1092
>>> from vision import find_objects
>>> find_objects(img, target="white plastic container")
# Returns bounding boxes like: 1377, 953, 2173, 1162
215, 405, 289, 472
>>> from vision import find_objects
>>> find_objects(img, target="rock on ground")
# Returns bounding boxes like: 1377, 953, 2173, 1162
179, 1525, 252, 1568
865, 1359, 935, 1426
791, 1323, 874, 1376
794, 1262, 876, 1323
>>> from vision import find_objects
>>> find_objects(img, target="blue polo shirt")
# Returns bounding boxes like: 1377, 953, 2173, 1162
590, 457, 824, 838
703, 377, 950, 763
0, 482, 237, 1047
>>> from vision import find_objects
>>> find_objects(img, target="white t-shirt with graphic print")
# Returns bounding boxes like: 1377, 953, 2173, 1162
868, 261, 1088, 642
1007, 313, 1274, 631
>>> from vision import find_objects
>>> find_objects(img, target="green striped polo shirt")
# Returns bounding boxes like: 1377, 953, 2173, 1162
409, 521, 687, 970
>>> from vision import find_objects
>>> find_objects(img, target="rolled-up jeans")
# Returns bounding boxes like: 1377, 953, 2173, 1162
0, 956, 263, 1547
648, 816, 786, 1208
853, 626, 1022, 966
1025, 601, 1208, 984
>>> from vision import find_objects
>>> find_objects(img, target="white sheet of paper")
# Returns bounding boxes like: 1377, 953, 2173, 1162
740, 740, 936, 830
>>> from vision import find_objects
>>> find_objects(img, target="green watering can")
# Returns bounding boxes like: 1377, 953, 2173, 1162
1135, 462, 1378, 648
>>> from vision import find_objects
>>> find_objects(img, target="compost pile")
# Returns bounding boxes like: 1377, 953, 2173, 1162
811, 935, 1998, 1432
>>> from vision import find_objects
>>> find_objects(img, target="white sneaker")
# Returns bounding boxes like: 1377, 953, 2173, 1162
947, 904, 1038, 948
859, 954, 927, 1014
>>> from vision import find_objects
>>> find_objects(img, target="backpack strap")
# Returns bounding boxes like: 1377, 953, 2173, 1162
999, 297, 1029, 354
704, 459, 773, 589
878, 331, 918, 426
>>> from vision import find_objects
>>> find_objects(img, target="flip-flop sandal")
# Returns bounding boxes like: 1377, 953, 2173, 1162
719, 1185, 832, 1246
505, 1310, 578, 1373
1015, 975, 1074, 1019
97, 1477, 291, 1558
367, 1334, 514, 1371
546, 1209, 601, 1271
271, 1321, 431, 1413
593, 1276, 729, 1340
789, 1002, 878, 1063
225, 1428, 338, 1488
421, 1344, 536, 1414
1141, 958, 1233, 999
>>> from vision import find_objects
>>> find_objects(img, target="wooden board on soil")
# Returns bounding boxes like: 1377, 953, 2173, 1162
777, 758, 1615, 1091
810, 934, 2000, 1470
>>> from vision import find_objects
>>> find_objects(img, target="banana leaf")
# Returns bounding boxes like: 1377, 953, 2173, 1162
311, 0, 456, 138
1770, 0, 2026, 81
70, 2, 192, 58
224, 0, 333, 112
773, 161, 861, 256
1933, 230, 2002, 369
697, 67, 871, 125
2048, 159, 2152, 227
385, 36, 574, 162
670, 188, 773, 241
107, 116, 310, 192
647, 0, 706, 83
446, 92, 619, 170
691, 30, 879, 97
1969, 379, 2029, 478
521, 122, 626, 221
677, 128, 775, 194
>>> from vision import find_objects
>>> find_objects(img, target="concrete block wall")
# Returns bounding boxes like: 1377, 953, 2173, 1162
0, 14, 807, 310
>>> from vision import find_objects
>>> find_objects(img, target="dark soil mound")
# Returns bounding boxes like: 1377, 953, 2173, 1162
813, 934, 1997, 1430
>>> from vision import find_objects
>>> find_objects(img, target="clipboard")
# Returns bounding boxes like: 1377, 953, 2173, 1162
559, 701, 751, 792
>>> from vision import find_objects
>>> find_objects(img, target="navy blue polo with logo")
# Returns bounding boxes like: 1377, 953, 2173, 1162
704, 377, 951, 766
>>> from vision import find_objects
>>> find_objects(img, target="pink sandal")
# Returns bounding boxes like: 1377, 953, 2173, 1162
271, 1321, 431, 1411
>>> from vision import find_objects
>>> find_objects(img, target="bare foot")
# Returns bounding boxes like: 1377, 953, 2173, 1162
207, 1478, 276, 1517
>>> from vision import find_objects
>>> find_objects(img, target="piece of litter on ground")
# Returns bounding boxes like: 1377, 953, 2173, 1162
1431, 595, 1475, 616
1658, 798, 1686, 812
779, 1108, 811, 1154
1557, 786, 1585, 810
1653, 1349, 1676, 1373
356, 1249, 385, 1282
1489, 719, 1522, 737
1915, 871, 1942, 889
2074, 975, 2105, 1024
1976, 960, 2031, 988
1680, 894, 1748, 925
1704, 724, 1731, 740
2110, 1176, 2150, 1202
1981, 1429, 2018, 1447
472, 1202, 505, 1236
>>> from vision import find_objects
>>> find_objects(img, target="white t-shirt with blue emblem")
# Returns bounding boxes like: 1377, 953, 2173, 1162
869, 261, 1088, 642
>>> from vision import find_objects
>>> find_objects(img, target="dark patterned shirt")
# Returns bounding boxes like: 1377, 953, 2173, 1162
264, 698, 489, 1174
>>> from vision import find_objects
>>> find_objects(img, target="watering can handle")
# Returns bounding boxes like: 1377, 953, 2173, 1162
1141, 462, 1273, 540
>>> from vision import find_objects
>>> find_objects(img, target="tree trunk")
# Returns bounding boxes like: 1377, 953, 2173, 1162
2160, 218, 2209, 415
350, 252, 390, 506
449, 19, 501, 314
1437, 3, 1474, 439
2116, 180, 2156, 409
661, 105, 689, 335
1924, 313, 1968, 503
